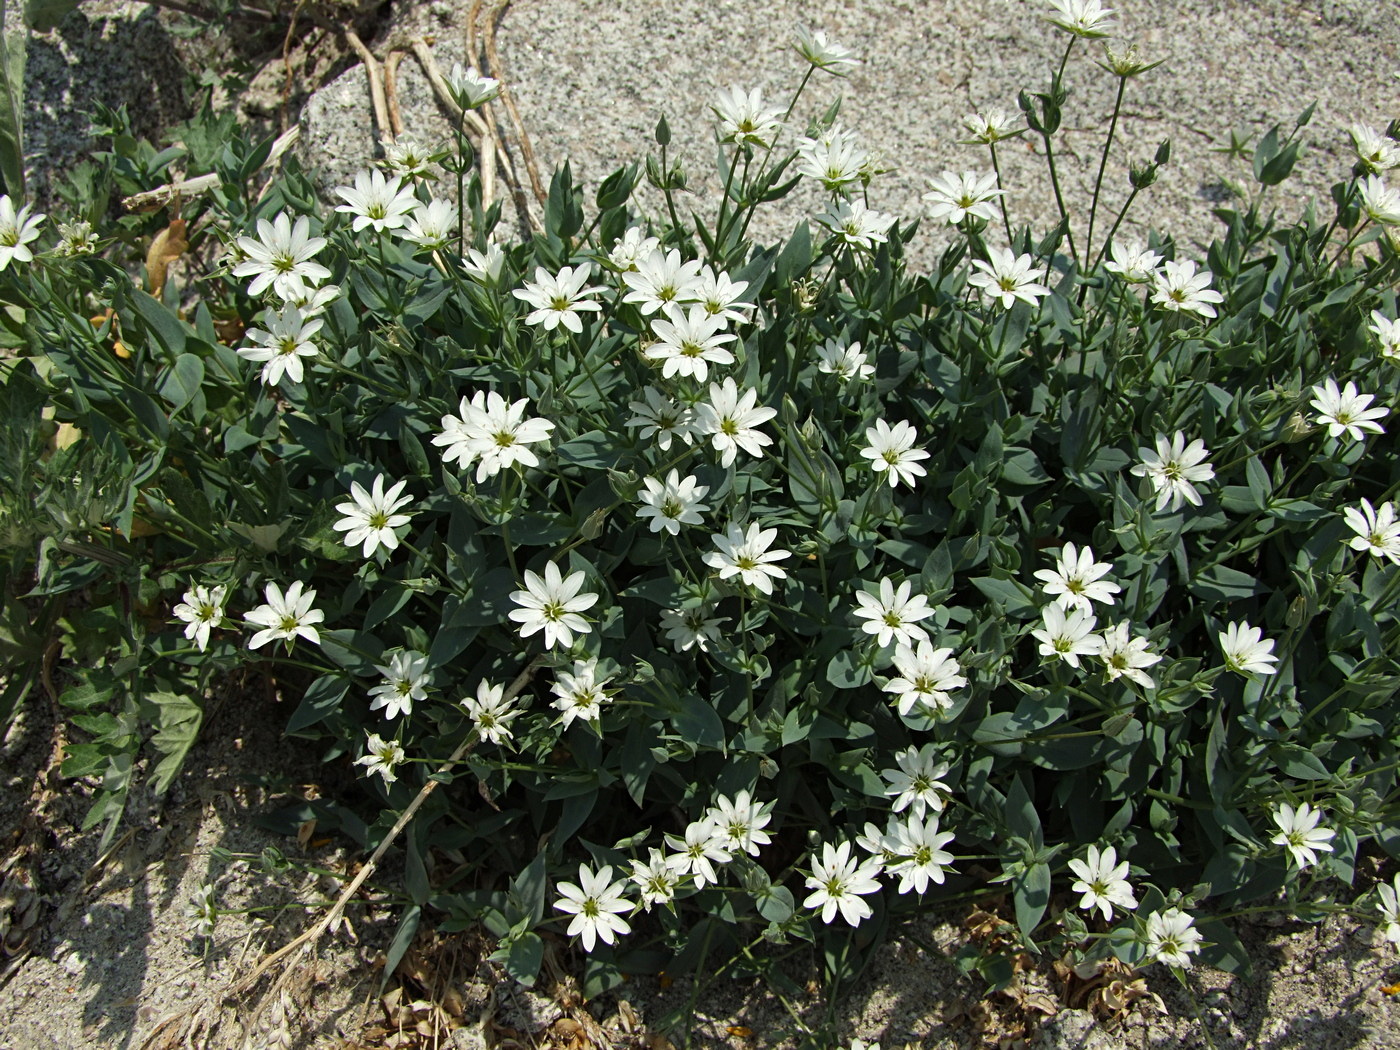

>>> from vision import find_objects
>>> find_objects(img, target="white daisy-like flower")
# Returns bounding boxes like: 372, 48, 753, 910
968, 248, 1051, 310
368, 650, 430, 721
625, 387, 696, 451
0, 195, 46, 271
961, 109, 1021, 145
712, 86, 784, 149
462, 241, 506, 284
629, 848, 683, 910
883, 641, 967, 717
1044, 0, 1116, 38
461, 679, 521, 745
1360, 175, 1400, 225
172, 583, 227, 653
860, 418, 930, 489
608, 226, 660, 272
663, 819, 733, 890
280, 282, 341, 315
1370, 311, 1400, 361
334, 169, 420, 233
1309, 378, 1387, 442
1150, 259, 1224, 318
398, 198, 458, 251
1130, 432, 1215, 512
922, 170, 1005, 226
1343, 498, 1400, 565
644, 303, 737, 382
817, 199, 897, 251
886, 814, 956, 895
815, 338, 876, 382
445, 63, 501, 109
702, 522, 791, 595
332, 473, 414, 558
1032, 605, 1103, 668
508, 561, 599, 650
550, 658, 614, 728
380, 138, 439, 181
354, 731, 405, 784
622, 248, 705, 315
1218, 620, 1278, 676
803, 841, 883, 926
695, 378, 777, 467
1348, 124, 1400, 174
233, 213, 332, 300
1067, 844, 1137, 921
1374, 874, 1400, 948
882, 744, 951, 818
553, 864, 632, 952
244, 581, 324, 650
1096, 621, 1162, 688
1143, 908, 1203, 968
852, 577, 935, 649
1270, 802, 1336, 869
708, 790, 773, 857
1033, 542, 1121, 613
1104, 240, 1164, 283
636, 470, 710, 535
53, 219, 98, 257
793, 26, 859, 75
237, 305, 323, 387
691, 267, 755, 325
796, 132, 869, 193
432, 390, 555, 482
659, 605, 727, 653
184, 881, 218, 939
512, 263, 606, 334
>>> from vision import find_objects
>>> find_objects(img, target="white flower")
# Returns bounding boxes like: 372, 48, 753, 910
368, 650, 430, 721
629, 849, 683, 910
1032, 605, 1102, 668
53, 219, 98, 256
852, 577, 934, 649
512, 263, 606, 334
1096, 622, 1162, 688
463, 241, 506, 284
664, 819, 733, 889
1375, 874, 1400, 948
1270, 802, 1336, 869
432, 390, 555, 483
1130, 432, 1215, 512
185, 881, 218, 939
712, 86, 784, 149
508, 561, 599, 650
708, 790, 773, 857
245, 581, 324, 649
695, 378, 777, 466
969, 248, 1051, 310
1219, 620, 1278, 676
1104, 240, 1164, 283
608, 226, 660, 272
1150, 259, 1224, 318
461, 679, 521, 745
702, 522, 791, 595
334, 170, 419, 233
0, 195, 45, 270
554, 864, 632, 952
1348, 124, 1400, 174
660, 605, 726, 653
550, 658, 613, 728
796, 132, 869, 193
1045, 0, 1115, 38
1370, 310, 1400, 361
886, 815, 956, 895
1067, 845, 1137, 921
644, 304, 737, 382
1033, 543, 1121, 613
1309, 378, 1387, 442
625, 387, 696, 451
1360, 175, 1400, 225
961, 109, 1020, 145
354, 731, 406, 783
446, 63, 500, 109
883, 641, 966, 717
922, 170, 1005, 226
882, 744, 950, 818
1142, 908, 1203, 968
237, 305, 322, 387
622, 248, 705, 315
637, 470, 710, 535
793, 26, 858, 75
172, 583, 226, 653
332, 473, 414, 558
692, 267, 755, 325
816, 199, 897, 251
860, 418, 929, 489
232, 213, 332, 300
1344, 498, 1400, 565
399, 198, 458, 250
803, 841, 883, 926
815, 338, 876, 382
281, 282, 341, 315
380, 138, 439, 180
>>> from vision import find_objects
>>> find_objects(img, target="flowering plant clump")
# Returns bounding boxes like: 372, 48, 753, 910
4, 6, 1400, 1020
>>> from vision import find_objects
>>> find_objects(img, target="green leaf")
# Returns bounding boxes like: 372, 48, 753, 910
381, 905, 421, 991
146, 691, 202, 796
504, 932, 544, 987
0, 0, 27, 196
1013, 862, 1051, 944
1189, 564, 1267, 603
969, 576, 1037, 616
157, 353, 205, 413
286, 674, 350, 733
672, 693, 726, 751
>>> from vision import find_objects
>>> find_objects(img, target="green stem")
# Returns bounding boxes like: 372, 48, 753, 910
1084, 75, 1129, 290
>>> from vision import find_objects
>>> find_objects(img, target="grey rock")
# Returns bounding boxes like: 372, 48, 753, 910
1036, 1009, 1124, 1050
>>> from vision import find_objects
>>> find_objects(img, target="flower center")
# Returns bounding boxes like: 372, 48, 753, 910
279, 615, 300, 633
